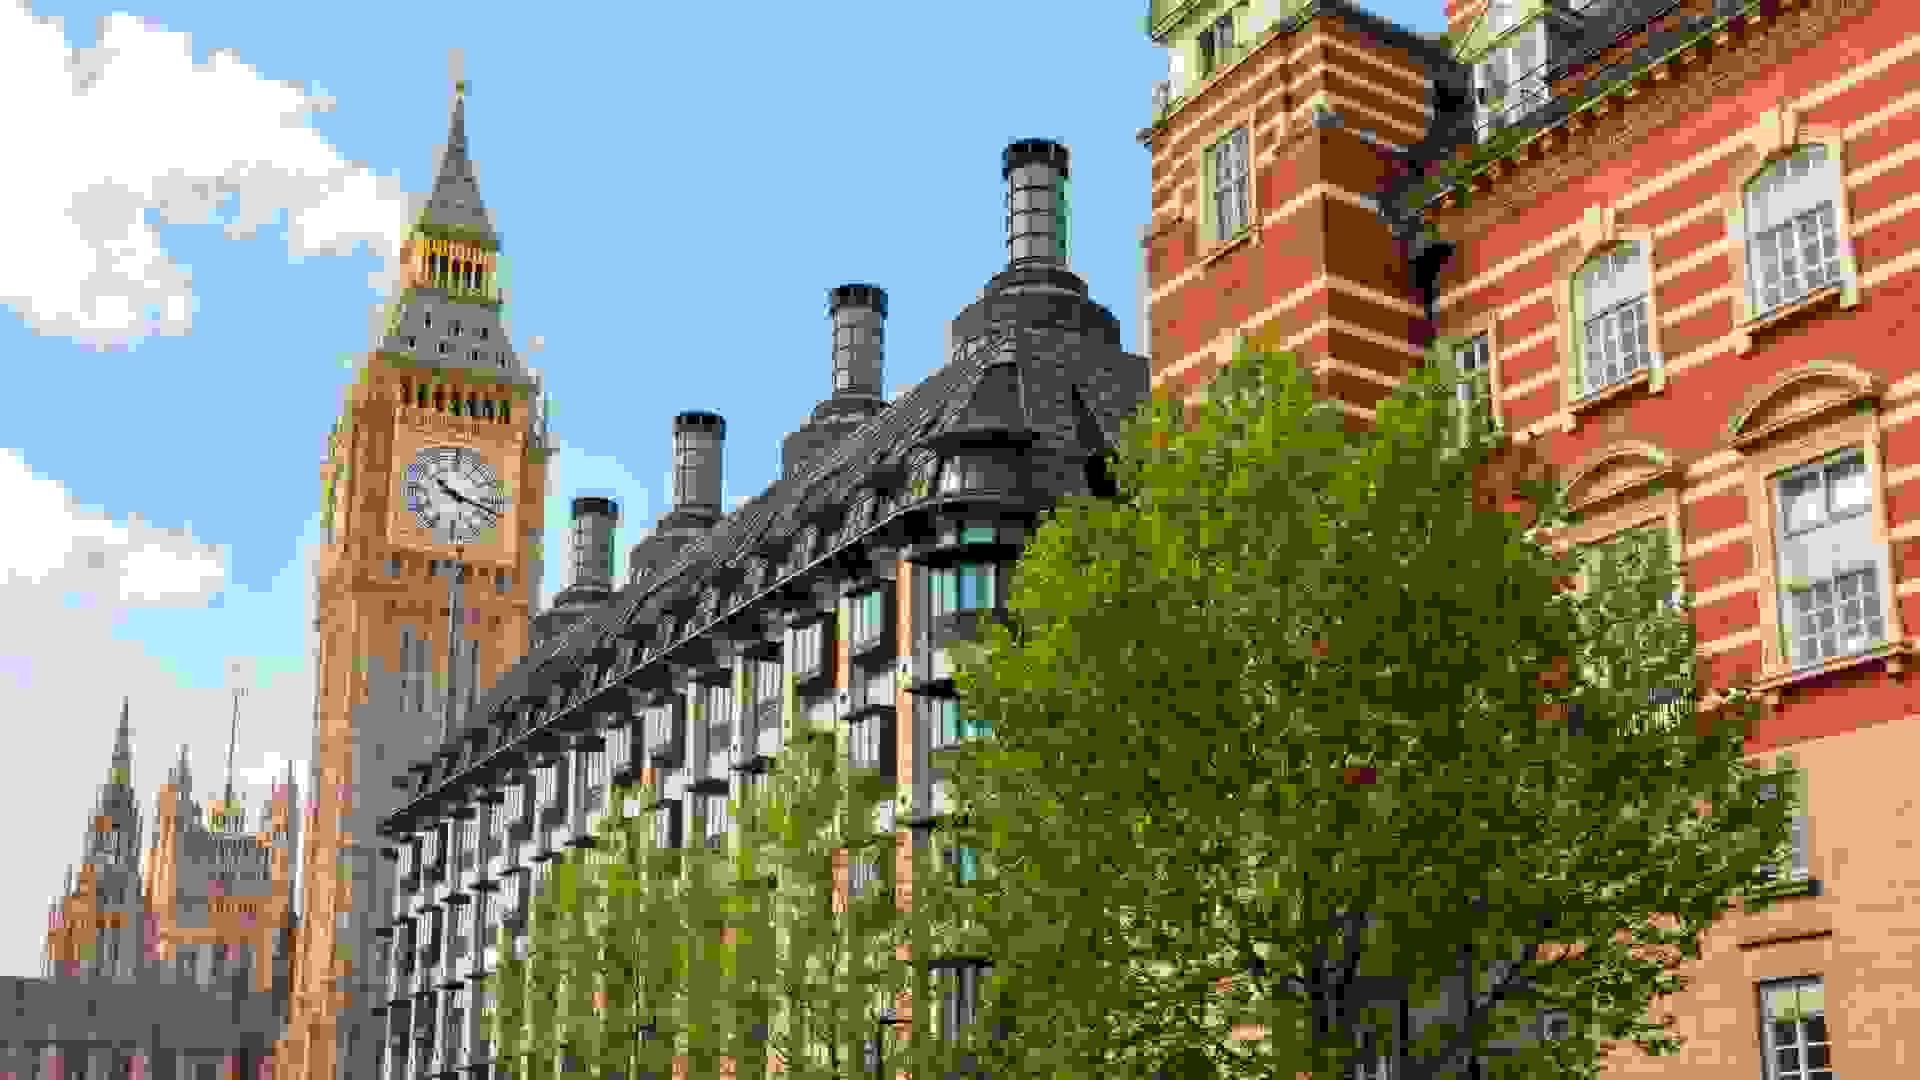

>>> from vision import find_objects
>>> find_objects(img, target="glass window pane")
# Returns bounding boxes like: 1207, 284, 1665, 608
1753, 228, 1784, 310
1780, 470, 1825, 532
1827, 454, 1869, 517
1777, 220, 1805, 300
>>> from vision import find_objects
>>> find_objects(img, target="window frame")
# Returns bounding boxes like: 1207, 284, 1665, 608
1723, 108, 1862, 353
1551, 207, 1666, 429
1434, 311, 1507, 439
1726, 367, 1904, 691
1742, 145, 1852, 321
927, 561, 1001, 621
1755, 752, 1812, 886
1757, 976, 1834, 1080
846, 586, 888, 651
1471, 16, 1547, 140
1772, 448, 1888, 671
1202, 125, 1252, 247
1573, 241, 1654, 398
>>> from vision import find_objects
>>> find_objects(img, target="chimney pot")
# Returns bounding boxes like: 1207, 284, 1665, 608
671, 411, 726, 516
827, 284, 887, 400
1003, 139, 1072, 269
567, 497, 620, 593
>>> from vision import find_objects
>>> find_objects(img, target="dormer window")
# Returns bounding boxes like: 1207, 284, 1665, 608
907, 450, 940, 499
1475, 20, 1547, 139
939, 453, 1016, 494
1486, 0, 1516, 34
1197, 9, 1238, 77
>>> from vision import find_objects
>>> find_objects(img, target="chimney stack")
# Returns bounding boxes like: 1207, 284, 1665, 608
1003, 139, 1072, 269
828, 284, 887, 400
670, 411, 726, 517
567, 496, 619, 593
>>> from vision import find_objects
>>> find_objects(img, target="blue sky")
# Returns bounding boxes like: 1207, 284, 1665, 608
0, 0, 1445, 976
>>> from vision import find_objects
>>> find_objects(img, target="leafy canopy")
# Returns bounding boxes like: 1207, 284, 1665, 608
945, 345, 1795, 1079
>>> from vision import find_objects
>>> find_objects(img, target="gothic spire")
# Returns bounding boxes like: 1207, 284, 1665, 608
169, 742, 192, 800
81, 699, 141, 870
422, 50, 497, 241
108, 697, 133, 787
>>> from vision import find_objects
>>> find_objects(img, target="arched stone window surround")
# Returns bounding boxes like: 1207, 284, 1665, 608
1549, 440, 1685, 597
1722, 360, 1906, 698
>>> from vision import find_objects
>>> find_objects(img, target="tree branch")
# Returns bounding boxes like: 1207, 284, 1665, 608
1411, 938, 1545, 1080
1335, 909, 1365, 1031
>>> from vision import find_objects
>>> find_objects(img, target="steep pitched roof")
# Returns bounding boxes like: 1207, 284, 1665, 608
422, 83, 496, 239
455, 329, 1141, 750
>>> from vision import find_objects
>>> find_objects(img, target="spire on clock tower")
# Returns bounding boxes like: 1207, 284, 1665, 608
425, 59, 497, 243
374, 50, 528, 377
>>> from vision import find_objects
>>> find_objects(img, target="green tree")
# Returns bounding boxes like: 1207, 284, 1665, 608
944, 345, 1797, 1080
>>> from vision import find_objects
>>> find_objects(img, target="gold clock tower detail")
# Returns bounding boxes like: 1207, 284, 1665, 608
278, 60, 552, 1080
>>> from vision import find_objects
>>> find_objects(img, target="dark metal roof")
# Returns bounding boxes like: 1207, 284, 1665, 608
392, 291, 1146, 826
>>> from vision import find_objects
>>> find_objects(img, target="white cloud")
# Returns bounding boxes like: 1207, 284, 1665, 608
0, 447, 227, 605
0, 4, 413, 348
0, 451, 320, 976
236, 749, 307, 790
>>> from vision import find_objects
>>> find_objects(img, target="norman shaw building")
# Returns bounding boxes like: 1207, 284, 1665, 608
371, 138, 1149, 1080
3, 701, 301, 1080
1141, 0, 1920, 1075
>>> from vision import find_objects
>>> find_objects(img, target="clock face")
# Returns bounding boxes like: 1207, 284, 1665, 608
404, 446, 505, 545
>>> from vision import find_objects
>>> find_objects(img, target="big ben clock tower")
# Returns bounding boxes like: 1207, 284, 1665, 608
280, 61, 552, 1080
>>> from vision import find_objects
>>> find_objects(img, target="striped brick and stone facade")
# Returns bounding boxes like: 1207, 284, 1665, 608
1143, 0, 1920, 1074
1428, 0, 1920, 1075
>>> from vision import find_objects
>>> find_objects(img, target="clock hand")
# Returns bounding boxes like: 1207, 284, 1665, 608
437, 477, 500, 519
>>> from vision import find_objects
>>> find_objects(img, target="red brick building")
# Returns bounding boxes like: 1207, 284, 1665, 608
1142, 0, 1918, 1075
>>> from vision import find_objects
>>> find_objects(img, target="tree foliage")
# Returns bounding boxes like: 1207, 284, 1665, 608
944, 345, 1797, 1079
486, 674, 934, 1080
